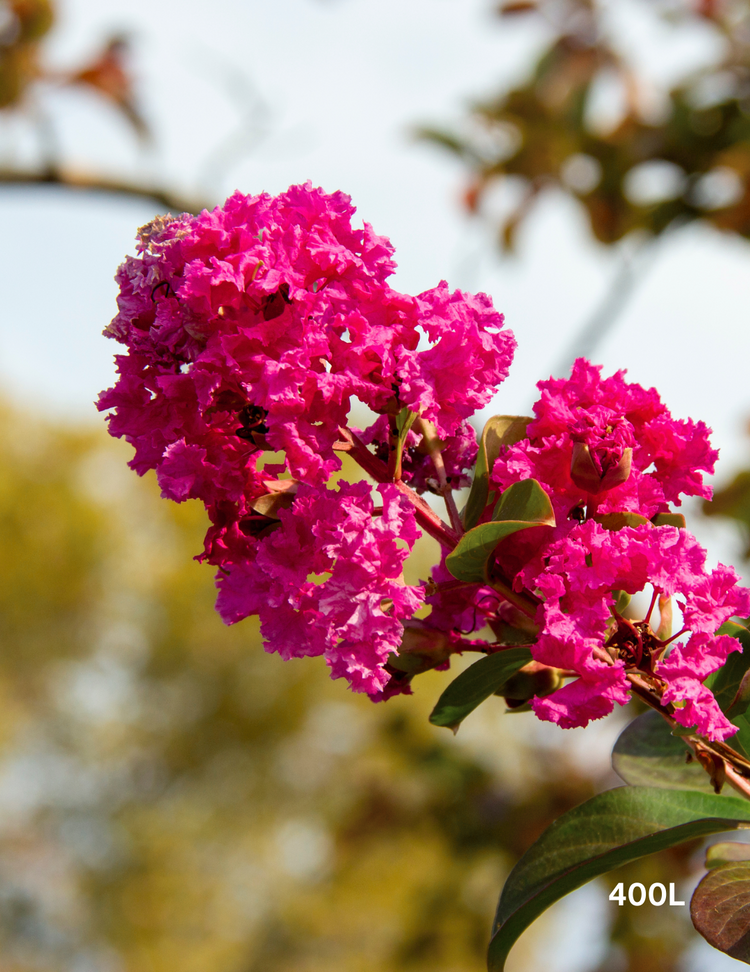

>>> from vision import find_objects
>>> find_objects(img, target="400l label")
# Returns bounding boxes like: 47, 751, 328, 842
609, 883, 685, 907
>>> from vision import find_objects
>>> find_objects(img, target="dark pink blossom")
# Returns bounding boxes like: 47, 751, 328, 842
98, 184, 514, 695
396, 283, 515, 437
216, 481, 424, 696
655, 594, 748, 741
532, 664, 631, 728
492, 359, 717, 523
517, 519, 750, 740
100, 184, 515, 495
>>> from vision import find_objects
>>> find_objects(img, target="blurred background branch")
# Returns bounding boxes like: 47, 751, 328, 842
0, 0, 209, 211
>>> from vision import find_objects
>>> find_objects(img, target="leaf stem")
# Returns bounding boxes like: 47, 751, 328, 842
489, 577, 540, 622
413, 417, 465, 537
443, 490, 463, 536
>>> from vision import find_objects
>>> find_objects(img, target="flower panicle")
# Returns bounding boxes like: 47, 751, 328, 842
98, 182, 515, 696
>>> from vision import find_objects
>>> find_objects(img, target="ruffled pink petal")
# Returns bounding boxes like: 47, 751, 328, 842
661, 677, 737, 742
531, 666, 630, 729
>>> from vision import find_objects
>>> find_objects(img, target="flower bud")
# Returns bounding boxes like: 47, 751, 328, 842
570, 442, 632, 494
495, 661, 564, 705
387, 624, 453, 675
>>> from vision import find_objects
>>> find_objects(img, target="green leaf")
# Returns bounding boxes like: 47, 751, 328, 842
428, 647, 532, 731
651, 512, 687, 528
593, 511, 651, 531
732, 715, 750, 760
614, 589, 631, 613
463, 416, 532, 531
488, 787, 750, 972
732, 675, 750, 718
718, 629, 750, 758
395, 407, 418, 438
705, 621, 750, 718
392, 408, 420, 480
491, 477, 554, 523
706, 841, 750, 868
611, 711, 716, 793
691, 860, 750, 962
447, 480, 554, 583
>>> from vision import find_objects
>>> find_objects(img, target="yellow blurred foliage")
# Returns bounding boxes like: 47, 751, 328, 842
0, 401, 703, 972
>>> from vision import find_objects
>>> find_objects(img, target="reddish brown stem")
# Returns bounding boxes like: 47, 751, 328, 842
660, 626, 687, 647
337, 426, 459, 548
725, 764, 750, 801
627, 671, 750, 799
337, 426, 541, 623
443, 490, 464, 536
490, 577, 540, 622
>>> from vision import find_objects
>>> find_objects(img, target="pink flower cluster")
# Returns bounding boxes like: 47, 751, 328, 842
474, 360, 748, 741
216, 481, 424, 695
492, 358, 718, 522
99, 180, 748, 738
101, 184, 514, 490
98, 183, 516, 695
525, 521, 749, 739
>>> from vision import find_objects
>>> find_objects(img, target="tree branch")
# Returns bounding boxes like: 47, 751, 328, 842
0, 166, 205, 215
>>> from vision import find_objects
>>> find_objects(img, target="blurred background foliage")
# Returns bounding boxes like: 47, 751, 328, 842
0, 0, 198, 209
422, 0, 750, 249
420, 0, 750, 366
0, 0, 748, 970
0, 403, 709, 972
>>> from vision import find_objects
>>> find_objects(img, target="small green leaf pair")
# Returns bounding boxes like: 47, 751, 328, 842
447, 478, 554, 584
462, 415, 532, 531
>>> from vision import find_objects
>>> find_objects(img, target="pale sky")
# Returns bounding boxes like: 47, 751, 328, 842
0, 0, 748, 558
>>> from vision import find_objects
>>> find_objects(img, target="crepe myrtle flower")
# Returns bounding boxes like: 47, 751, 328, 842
99, 182, 514, 497
491, 358, 717, 526
465, 361, 747, 742
517, 520, 750, 741
98, 182, 515, 696
98, 181, 748, 748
